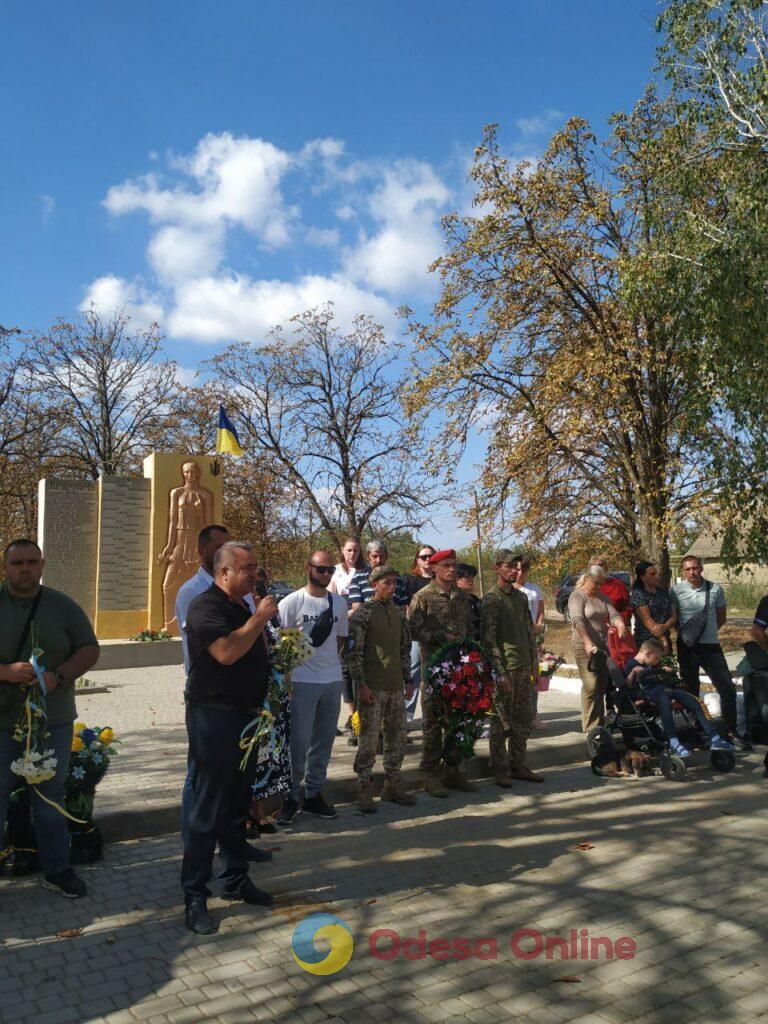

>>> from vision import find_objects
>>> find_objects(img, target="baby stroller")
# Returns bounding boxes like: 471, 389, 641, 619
585, 630, 736, 781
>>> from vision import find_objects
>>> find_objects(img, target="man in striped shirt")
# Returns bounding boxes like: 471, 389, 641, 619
348, 540, 408, 612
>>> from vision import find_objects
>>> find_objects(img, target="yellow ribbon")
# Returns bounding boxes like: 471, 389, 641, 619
18, 687, 87, 824
32, 786, 86, 824
238, 707, 275, 772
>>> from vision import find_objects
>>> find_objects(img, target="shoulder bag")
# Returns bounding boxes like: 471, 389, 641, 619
679, 582, 711, 648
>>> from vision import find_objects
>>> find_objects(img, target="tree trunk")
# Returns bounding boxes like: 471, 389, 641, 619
636, 508, 671, 588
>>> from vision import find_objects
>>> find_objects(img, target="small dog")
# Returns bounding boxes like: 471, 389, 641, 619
591, 749, 652, 778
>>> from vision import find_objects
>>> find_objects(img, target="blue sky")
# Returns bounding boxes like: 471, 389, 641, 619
1, 0, 659, 546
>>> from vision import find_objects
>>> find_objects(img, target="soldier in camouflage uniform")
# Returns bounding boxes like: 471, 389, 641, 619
480, 549, 544, 786
348, 565, 417, 813
407, 549, 478, 797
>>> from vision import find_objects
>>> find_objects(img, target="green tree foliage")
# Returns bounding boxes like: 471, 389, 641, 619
659, 0, 768, 567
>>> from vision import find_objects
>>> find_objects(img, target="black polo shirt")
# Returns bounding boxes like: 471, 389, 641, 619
185, 584, 270, 711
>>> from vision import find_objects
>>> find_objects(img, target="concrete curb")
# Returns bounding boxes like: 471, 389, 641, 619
95, 639, 183, 671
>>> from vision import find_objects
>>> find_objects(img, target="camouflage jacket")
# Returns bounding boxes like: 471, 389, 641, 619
480, 584, 537, 675
407, 581, 478, 667
348, 598, 411, 691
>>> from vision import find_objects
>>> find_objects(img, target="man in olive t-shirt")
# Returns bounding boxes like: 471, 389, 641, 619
0, 539, 99, 898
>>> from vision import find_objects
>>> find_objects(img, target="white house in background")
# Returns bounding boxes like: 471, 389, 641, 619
685, 527, 768, 586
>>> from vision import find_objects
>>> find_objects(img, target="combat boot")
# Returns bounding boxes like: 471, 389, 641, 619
424, 773, 448, 797
381, 779, 417, 806
444, 766, 477, 792
357, 780, 377, 814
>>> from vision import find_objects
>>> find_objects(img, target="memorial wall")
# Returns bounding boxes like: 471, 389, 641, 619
37, 453, 223, 640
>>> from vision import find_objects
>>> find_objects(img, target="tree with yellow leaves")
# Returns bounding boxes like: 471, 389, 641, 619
405, 91, 761, 582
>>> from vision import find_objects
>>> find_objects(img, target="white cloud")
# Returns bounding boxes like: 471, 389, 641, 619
81, 275, 164, 331
167, 273, 396, 343
175, 365, 200, 387
89, 133, 459, 345
40, 194, 55, 228
104, 132, 295, 249
343, 160, 450, 296
300, 138, 345, 162
147, 225, 224, 282
515, 109, 563, 138
306, 226, 340, 248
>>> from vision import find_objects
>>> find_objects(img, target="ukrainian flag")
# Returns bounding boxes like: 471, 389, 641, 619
216, 405, 243, 456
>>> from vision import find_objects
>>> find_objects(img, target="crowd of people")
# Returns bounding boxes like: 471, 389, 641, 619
0, 532, 760, 938
567, 554, 742, 744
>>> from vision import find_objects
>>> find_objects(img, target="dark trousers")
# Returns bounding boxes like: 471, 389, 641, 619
676, 639, 737, 732
646, 685, 716, 741
181, 703, 257, 899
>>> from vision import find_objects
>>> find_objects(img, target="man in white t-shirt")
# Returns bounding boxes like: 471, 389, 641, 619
513, 555, 547, 730
277, 551, 348, 824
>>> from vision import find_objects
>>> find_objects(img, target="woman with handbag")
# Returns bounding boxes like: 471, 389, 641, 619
567, 566, 629, 734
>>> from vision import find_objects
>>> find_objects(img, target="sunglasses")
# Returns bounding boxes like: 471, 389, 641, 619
417, 554, 432, 560
310, 565, 335, 575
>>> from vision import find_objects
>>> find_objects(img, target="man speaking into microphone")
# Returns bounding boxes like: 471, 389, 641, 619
180, 540, 278, 935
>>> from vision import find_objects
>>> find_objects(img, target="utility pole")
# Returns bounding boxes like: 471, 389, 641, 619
474, 489, 485, 597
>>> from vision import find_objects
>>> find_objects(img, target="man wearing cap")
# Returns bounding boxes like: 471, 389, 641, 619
348, 565, 417, 813
408, 549, 478, 796
481, 550, 543, 786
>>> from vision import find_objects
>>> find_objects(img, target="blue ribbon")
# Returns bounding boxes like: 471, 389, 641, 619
30, 652, 47, 696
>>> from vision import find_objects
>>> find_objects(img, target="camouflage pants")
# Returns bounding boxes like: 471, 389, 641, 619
353, 689, 407, 783
420, 687, 461, 772
489, 666, 534, 772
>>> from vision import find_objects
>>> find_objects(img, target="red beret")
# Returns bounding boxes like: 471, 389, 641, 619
428, 548, 456, 566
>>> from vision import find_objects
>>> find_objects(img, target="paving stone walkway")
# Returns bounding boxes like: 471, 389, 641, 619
2, 744, 767, 1024
72, 666, 587, 840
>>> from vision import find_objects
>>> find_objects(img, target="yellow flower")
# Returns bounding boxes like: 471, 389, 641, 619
99, 728, 115, 745
74, 722, 86, 735
71, 736, 83, 752
351, 711, 361, 737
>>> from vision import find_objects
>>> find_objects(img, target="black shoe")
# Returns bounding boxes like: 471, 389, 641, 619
223, 878, 274, 906
336, 728, 344, 736
346, 736, 358, 747
245, 843, 273, 862
302, 793, 337, 819
42, 867, 87, 899
277, 796, 299, 824
256, 821, 278, 835
185, 896, 217, 934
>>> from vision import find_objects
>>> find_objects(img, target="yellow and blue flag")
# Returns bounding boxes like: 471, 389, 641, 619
216, 404, 243, 456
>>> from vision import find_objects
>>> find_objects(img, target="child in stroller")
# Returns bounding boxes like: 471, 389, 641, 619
624, 640, 734, 759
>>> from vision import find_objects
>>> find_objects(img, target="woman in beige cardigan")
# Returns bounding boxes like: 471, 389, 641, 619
568, 566, 629, 733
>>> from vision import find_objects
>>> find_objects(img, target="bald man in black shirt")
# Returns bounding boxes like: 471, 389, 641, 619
181, 541, 278, 935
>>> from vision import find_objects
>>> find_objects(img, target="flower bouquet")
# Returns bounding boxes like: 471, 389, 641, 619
65, 723, 119, 864
240, 627, 314, 776
271, 627, 314, 678
536, 650, 564, 692
1, 722, 118, 875
426, 639, 498, 761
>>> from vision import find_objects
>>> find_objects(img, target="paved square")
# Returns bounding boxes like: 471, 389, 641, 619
2, 746, 767, 1024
